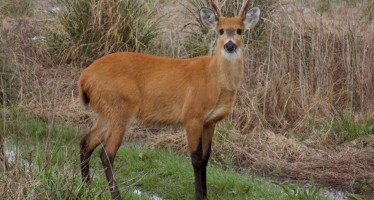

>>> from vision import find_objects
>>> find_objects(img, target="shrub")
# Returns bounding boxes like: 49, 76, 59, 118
46, 0, 160, 66
0, 0, 33, 17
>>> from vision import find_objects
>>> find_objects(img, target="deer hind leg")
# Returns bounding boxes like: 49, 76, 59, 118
100, 122, 127, 200
80, 116, 107, 184
100, 101, 138, 200
185, 119, 215, 200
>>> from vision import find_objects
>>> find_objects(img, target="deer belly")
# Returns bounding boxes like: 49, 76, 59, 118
138, 100, 184, 124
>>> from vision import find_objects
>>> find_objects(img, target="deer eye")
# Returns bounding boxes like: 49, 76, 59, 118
237, 29, 242, 35
219, 29, 224, 35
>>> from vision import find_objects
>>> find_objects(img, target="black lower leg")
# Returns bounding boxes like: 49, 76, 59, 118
191, 138, 205, 200
80, 140, 93, 184
100, 149, 121, 200
202, 143, 212, 197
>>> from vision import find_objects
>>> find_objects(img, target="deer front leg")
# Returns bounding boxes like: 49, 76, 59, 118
186, 119, 214, 200
201, 123, 216, 197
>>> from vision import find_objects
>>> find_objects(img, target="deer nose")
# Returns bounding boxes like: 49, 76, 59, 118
224, 41, 237, 53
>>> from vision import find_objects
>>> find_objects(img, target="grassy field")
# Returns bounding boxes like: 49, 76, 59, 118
0, 109, 329, 199
1, 0, 374, 199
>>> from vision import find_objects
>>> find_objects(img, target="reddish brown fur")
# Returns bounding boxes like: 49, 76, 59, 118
79, 18, 246, 149
78, 4, 260, 199
79, 20, 244, 125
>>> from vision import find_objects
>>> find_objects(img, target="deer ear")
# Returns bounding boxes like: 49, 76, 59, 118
244, 7, 260, 30
199, 8, 217, 30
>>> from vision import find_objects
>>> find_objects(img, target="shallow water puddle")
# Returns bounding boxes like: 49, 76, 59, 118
3, 140, 32, 171
133, 189, 163, 200
321, 189, 349, 200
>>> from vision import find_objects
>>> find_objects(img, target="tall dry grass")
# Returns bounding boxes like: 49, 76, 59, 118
233, 3, 373, 195
231, 5, 374, 134
177, 0, 374, 134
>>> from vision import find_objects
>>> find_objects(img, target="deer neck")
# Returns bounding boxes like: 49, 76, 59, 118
210, 48, 244, 91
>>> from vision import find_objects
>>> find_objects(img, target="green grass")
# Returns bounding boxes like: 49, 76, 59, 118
331, 114, 374, 143
286, 115, 374, 145
0, 109, 330, 199
95, 145, 278, 199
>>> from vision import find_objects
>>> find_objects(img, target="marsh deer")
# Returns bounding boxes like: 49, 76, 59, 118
78, 0, 260, 199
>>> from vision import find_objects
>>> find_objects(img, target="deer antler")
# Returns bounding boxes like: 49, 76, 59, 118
210, 0, 222, 17
238, 0, 250, 17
